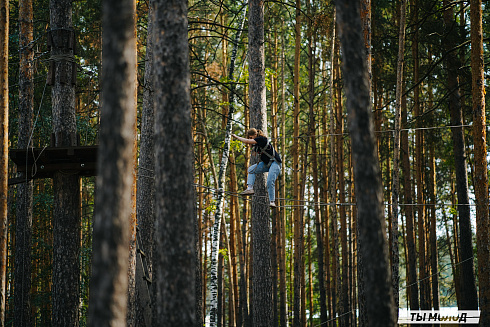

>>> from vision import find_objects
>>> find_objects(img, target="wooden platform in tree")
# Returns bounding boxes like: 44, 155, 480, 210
8, 146, 98, 185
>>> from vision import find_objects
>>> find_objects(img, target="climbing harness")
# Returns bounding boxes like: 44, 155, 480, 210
256, 140, 281, 168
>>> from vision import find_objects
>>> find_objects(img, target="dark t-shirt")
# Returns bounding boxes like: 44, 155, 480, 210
254, 136, 282, 164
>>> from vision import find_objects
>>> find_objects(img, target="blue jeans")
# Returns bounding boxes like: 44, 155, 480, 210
247, 161, 281, 202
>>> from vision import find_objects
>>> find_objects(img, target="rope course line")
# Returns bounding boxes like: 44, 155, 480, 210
267, 123, 473, 141
313, 255, 476, 327
136, 170, 477, 208
110, 172, 471, 325
192, 183, 478, 209
25, 78, 49, 180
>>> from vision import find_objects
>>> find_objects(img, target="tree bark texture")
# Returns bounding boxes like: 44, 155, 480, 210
428, 142, 439, 309
306, 17, 327, 324
49, 0, 81, 325
410, 0, 432, 311
248, 0, 273, 326
335, 0, 396, 326
126, 3, 138, 324
441, 0, 479, 311
135, 1, 155, 326
401, 103, 419, 310
152, 0, 196, 325
470, 0, 490, 324
0, 0, 8, 324
444, 0, 471, 313
292, 0, 302, 325
13, 0, 34, 325
87, 0, 136, 325
390, 0, 406, 312
279, 47, 287, 327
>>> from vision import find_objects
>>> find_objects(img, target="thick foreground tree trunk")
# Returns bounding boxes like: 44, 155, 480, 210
152, 0, 196, 325
49, 1, 81, 325
335, 0, 396, 326
88, 0, 136, 325
248, 0, 273, 326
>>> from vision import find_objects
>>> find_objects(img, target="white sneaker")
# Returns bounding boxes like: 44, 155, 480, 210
240, 188, 254, 196
269, 201, 276, 208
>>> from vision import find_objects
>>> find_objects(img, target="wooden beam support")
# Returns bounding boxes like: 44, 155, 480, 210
8, 145, 98, 185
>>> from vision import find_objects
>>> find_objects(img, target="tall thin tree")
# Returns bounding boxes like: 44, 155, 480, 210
335, 0, 396, 326
87, 0, 136, 325
208, 6, 246, 326
249, 0, 273, 326
401, 98, 418, 310
0, 0, 8, 324
13, 0, 34, 325
470, 0, 490, 324
292, 1, 303, 325
391, 0, 406, 312
152, 0, 196, 325
135, 1, 155, 326
49, 0, 81, 325
442, 0, 479, 311
305, 2, 327, 322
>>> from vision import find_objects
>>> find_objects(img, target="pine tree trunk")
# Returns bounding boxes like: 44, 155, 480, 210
49, 1, 81, 325
443, 209, 460, 307
229, 152, 241, 327
337, 86, 350, 327
87, 0, 136, 325
441, 0, 479, 311
126, 7, 139, 325
249, 0, 273, 326
13, 0, 34, 325
334, 55, 342, 327
135, 1, 155, 326
428, 140, 439, 309
450, 183, 462, 307
359, 3, 371, 321
442, 0, 475, 312
470, 0, 490, 323
292, 0, 302, 325
279, 47, 288, 327
306, 16, 327, 323
411, 0, 432, 311
391, 0, 406, 312
0, 0, 8, 324
328, 26, 338, 327
326, 23, 336, 327
349, 166, 357, 326
401, 97, 419, 310
152, 0, 196, 325
239, 93, 251, 327
229, 155, 240, 327
241, 98, 251, 327
239, 208, 250, 327
270, 31, 279, 327
335, 0, 396, 325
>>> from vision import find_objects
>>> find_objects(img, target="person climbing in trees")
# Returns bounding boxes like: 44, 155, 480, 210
232, 128, 282, 208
